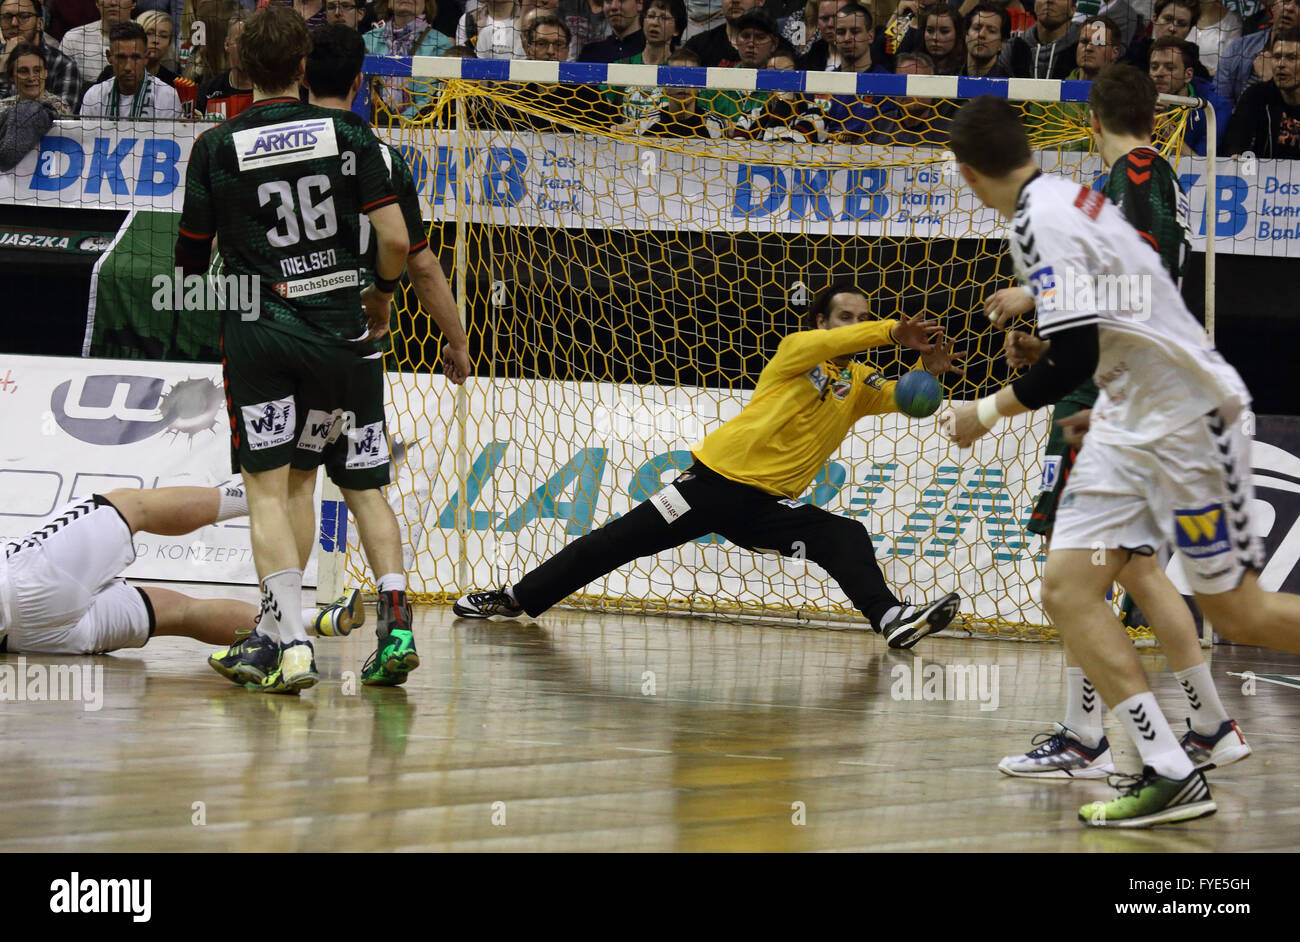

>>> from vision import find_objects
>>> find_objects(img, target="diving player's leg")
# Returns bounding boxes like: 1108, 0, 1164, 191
144, 586, 259, 646
100, 481, 248, 537
455, 465, 718, 620
1048, 439, 1213, 828
1119, 552, 1250, 771
717, 498, 959, 649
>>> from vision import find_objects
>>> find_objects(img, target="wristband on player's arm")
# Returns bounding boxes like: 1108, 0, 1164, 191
1010, 322, 1099, 410
372, 274, 400, 294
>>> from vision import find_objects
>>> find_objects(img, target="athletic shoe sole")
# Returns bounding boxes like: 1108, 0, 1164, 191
1195, 740, 1252, 772
1080, 799, 1217, 828
997, 756, 1116, 779
318, 588, 365, 638
384, 651, 420, 674
452, 597, 524, 620
209, 658, 271, 686
886, 592, 961, 649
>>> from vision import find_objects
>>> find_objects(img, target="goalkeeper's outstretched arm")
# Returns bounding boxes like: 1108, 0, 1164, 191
943, 323, 1099, 447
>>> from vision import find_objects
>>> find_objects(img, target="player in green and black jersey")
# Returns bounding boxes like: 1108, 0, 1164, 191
176, 7, 411, 694
293, 24, 471, 686
992, 66, 1249, 784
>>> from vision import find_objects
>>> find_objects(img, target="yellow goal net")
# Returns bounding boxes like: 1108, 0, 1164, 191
334, 61, 1195, 640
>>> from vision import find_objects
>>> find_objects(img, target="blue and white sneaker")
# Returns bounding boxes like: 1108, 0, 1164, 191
998, 723, 1115, 779
1180, 718, 1251, 771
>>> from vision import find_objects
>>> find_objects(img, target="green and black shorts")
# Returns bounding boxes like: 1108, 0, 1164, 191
221, 324, 391, 490
1027, 382, 1098, 537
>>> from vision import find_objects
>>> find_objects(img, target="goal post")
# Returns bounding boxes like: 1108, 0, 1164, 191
323, 59, 1207, 640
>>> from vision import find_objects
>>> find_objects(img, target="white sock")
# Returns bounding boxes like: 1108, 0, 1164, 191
377, 572, 406, 593
301, 608, 318, 633
262, 569, 306, 645
254, 594, 278, 643
1115, 691, 1195, 780
214, 480, 248, 522
1063, 667, 1106, 747
1175, 662, 1230, 735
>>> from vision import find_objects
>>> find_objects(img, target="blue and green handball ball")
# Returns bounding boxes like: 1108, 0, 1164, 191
894, 371, 943, 418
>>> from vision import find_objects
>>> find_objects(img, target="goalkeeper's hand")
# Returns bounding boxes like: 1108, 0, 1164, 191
922, 337, 967, 377
890, 311, 941, 353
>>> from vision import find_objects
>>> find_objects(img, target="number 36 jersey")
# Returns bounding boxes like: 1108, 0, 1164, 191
179, 97, 398, 344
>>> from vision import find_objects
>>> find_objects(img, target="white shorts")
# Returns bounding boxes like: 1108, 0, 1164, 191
1051, 410, 1265, 596
0, 496, 153, 655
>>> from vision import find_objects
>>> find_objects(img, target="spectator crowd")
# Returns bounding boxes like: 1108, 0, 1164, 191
0, 0, 1293, 159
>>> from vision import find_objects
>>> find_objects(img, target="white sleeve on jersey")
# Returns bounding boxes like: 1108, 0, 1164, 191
1008, 176, 1109, 337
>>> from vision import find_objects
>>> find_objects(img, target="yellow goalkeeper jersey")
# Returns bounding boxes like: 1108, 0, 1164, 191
692, 320, 901, 498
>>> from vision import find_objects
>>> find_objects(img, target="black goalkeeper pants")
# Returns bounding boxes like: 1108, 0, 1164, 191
512, 461, 901, 627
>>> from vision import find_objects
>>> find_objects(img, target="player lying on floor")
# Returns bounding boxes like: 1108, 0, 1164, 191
455, 283, 967, 650
0, 482, 363, 662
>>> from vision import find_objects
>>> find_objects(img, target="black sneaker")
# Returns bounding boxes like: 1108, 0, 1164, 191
453, 588, 525, 619
879, 592, 961, 649
209, 629, 279, 685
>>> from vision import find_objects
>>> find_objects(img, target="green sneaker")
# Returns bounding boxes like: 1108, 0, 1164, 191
361, 590, 418, 686
1079, 766, 1216, 828
361, 629, 419, 686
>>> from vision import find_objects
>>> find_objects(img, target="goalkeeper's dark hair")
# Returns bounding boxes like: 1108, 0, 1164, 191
1090, 64, 1156, 137
806, 281, 868, 330
306, 24, 365, 98
837, 2, 873, 30
239, 5, 312, 94
948, 95, 1031, 177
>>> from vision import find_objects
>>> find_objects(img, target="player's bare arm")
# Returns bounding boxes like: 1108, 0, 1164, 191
361, 202, 410, 342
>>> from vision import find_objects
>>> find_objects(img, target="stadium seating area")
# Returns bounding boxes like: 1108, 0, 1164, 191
0, 0, 1294, 156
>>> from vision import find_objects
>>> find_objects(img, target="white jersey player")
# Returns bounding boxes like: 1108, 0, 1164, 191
943, 95, 1300, 829
0, 483, 361, 667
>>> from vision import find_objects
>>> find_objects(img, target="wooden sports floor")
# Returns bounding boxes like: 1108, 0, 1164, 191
3, 583, 1299, 853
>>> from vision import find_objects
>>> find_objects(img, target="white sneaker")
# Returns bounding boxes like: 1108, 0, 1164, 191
998, 723, 1115, 779
1180, 718, 1251, 771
